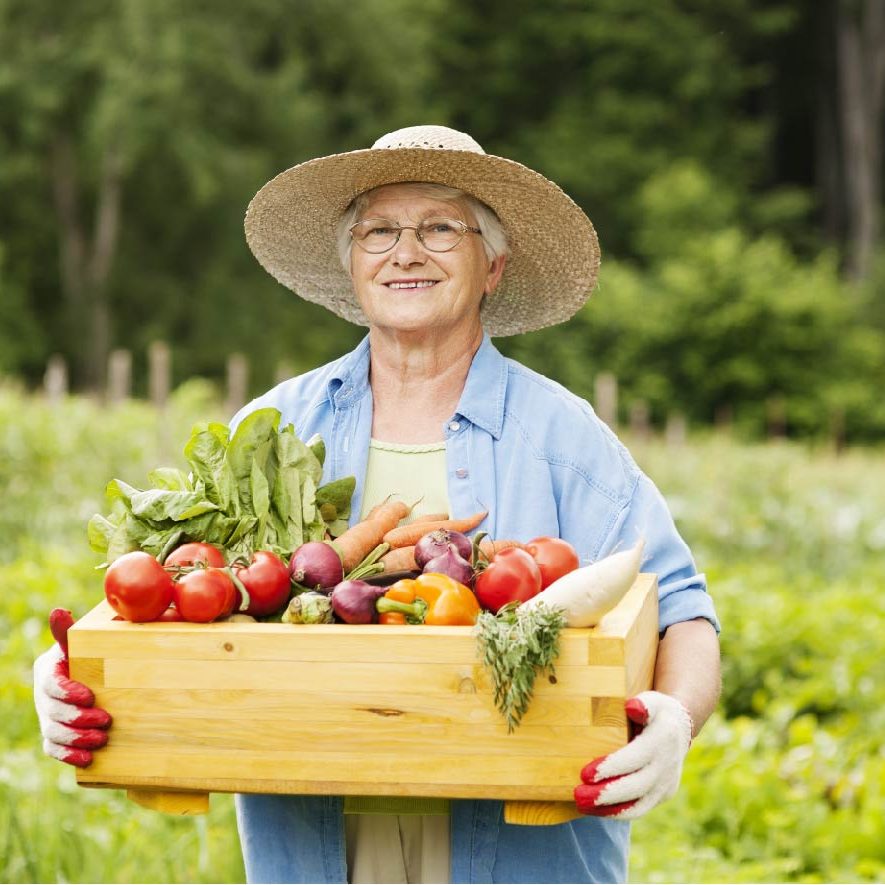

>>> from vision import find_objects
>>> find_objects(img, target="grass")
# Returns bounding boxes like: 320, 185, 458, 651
1, 385, 883, 882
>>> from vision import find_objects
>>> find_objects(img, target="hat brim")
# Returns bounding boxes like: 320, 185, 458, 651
244, 147, 600, 337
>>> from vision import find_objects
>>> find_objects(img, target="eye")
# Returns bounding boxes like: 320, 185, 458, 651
424, 219, 459, 234
366, 224, 397, 236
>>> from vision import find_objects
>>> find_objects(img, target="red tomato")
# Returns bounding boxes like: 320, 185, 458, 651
235, 551, 291, 617
474, 548, 542, 613
173, 568, 237, 623
525, 536, 580, 590
156, 604, 184, 622
104, 551, 175, 622
164, 542, 226, 569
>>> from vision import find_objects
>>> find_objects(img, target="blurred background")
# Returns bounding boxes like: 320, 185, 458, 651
1, 0, 883, 882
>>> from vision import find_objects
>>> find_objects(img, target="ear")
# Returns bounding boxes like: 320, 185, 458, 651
484, 254, 507, 296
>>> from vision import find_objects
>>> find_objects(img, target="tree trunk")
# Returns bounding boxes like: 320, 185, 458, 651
51, 134, 89, 378
50, 135, 123, 390
835, 0, 885, 281
87, 143, 124, 391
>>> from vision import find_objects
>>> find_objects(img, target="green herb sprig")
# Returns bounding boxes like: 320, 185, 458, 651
476, 602, 566, 732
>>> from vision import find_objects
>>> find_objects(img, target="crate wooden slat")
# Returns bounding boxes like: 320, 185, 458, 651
70, 573, 658, 812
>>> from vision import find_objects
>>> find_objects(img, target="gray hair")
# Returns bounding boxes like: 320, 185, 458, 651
336, 182, 509, 269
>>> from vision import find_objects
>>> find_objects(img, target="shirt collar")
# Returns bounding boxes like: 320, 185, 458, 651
455, 334, 507, 439
327, 332, 508, 439
326, 335, 371, 408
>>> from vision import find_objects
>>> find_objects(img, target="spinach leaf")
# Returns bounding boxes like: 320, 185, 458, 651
89, 407, 354, 562
184, 422, 234, 510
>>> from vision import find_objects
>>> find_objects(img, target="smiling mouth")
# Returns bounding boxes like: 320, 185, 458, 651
385, 280, 439, 290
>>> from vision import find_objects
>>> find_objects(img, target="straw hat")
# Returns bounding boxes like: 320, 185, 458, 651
244, 125, 600, 337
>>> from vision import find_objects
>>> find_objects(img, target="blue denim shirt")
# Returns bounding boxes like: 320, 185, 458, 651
231, 334, 719, 884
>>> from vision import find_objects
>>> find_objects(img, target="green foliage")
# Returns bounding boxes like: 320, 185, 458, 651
0, 380, 226, 563
0, 244, 43, 374
1, 395, 883, 882
2, 0, 882, 444
428, 0, 794, 253
501, 163, 885, 440
630, 562, 885, 883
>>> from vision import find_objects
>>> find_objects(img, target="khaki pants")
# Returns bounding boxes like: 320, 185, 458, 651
345, 814, 451, 884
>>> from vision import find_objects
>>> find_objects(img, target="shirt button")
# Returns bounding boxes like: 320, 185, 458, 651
448, 420, 461, 432
455, 468, 469, 479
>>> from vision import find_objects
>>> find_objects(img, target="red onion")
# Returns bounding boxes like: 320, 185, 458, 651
414, 529, 472, 568
423, 548, 475, 586
289, 541, 344, 591
331, 580, 387, 624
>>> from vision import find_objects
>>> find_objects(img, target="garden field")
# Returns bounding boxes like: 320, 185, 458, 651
1, 382, 883, 883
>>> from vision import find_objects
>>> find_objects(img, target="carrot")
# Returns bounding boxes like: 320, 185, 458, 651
332, 499, 412, 573
382, 510, 488, 548
411, 512, 450, 524
478, 538, 529, 560
379, 545, 418, 573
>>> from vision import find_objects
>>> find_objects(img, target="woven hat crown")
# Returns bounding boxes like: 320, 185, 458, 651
372, 126, 485, 153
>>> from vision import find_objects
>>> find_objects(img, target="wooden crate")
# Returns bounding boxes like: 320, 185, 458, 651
69, 573, 658, 823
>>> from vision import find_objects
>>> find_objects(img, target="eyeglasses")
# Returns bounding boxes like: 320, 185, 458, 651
349, 216, 482, 253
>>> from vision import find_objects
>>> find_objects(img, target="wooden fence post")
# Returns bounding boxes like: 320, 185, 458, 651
628, 400, 650, 441
148, 341, 172, 409
594, 373, 618, 429
665, 413, 687, 447
766, 397, 787, 439
714, 404, 733, 435
43, 355, 68, 404
829, 406, 846, 454
225, 353, 249, 416
107, 349, 132, 404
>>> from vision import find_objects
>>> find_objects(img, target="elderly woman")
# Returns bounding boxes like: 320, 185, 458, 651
35, 126, 720, 884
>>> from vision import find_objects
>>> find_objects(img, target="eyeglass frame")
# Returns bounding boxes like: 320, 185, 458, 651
348, 216, 483, 253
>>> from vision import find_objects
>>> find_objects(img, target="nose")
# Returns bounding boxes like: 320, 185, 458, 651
390, 226, 427, 267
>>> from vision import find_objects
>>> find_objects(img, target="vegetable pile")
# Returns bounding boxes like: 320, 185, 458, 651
476, 539, 645, 731
88, 407, 355, 563
84, 410, 643, 733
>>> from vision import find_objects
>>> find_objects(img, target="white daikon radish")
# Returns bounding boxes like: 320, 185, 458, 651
519, 539, 644, 627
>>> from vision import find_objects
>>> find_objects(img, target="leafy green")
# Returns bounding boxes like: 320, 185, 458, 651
88, 408, 352, 561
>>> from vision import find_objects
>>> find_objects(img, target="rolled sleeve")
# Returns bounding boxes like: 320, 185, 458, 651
607, 472, 721, 635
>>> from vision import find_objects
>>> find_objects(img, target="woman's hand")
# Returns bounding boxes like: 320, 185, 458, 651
33, 609, 112, 767
573, 691, 692, 819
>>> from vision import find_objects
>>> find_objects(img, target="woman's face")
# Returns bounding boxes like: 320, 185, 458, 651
348, 184, 505, 340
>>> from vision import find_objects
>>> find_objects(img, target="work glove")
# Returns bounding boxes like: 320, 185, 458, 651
574, 690, 692, 820
33, 608, 112, 767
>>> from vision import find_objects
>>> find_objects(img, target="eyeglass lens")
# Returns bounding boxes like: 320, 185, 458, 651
351, 217, 469, 253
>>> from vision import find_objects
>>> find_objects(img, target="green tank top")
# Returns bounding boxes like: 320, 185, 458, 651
359, 438, 451, 523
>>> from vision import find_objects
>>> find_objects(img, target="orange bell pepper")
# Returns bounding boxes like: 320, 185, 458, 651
375, 573, 480, 626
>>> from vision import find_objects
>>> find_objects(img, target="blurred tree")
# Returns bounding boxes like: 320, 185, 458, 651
426, 0, 796, 254
502, 161, 885, 439
0, 242, 43, 374
0, 0, 436, 392
831, 0, 884, 280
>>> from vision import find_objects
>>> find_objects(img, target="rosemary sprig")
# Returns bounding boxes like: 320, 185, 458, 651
476, 602, 567, 732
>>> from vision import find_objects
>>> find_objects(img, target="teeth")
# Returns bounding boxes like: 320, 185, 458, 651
387, 280, 437, 289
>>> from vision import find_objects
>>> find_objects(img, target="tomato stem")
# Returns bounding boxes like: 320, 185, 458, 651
226, 568, 252, 612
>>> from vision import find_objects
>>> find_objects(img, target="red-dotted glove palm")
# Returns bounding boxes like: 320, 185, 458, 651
33, 609, 112, 767
574, 691, 692, 820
